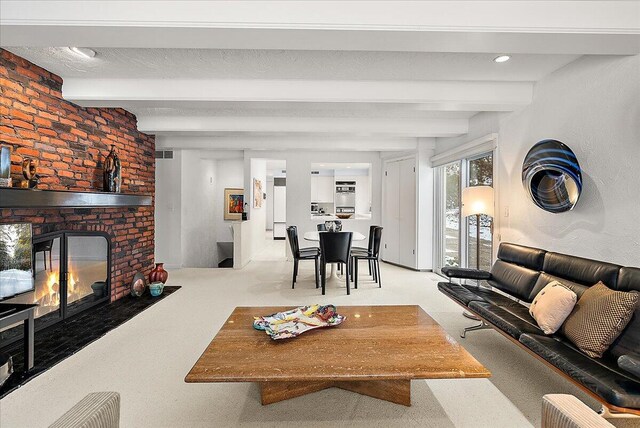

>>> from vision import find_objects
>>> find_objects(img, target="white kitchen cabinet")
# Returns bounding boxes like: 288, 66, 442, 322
383, 157, 416, 268
318, 176, 334, 203
311, 175, 334, 203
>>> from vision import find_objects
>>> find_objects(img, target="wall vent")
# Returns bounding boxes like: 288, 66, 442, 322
155, 150, 174, 159
311, 171, 320, 175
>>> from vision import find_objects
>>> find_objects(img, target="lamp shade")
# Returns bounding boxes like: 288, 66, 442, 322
461, 186, 494, 218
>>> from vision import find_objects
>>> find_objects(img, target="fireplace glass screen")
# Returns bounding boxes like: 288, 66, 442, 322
65, 235, 108, 316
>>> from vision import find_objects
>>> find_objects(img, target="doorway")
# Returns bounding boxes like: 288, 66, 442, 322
266, 160, 286, 241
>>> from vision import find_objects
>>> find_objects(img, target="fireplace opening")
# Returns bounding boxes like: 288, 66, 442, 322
0, 231, 111, 344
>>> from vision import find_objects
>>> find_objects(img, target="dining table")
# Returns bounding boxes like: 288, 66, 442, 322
303, 231, 366, 282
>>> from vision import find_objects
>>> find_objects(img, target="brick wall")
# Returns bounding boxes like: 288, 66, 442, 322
0, 48, 155, 301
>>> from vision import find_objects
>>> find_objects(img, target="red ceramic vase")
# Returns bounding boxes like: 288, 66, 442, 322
149, 263, 169, 284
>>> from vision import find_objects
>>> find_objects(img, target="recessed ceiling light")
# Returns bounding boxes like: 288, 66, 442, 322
68, 47, 96, 58
493, 55, 510, 63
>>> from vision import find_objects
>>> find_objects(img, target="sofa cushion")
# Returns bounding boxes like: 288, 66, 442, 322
437, 282, 485, 306
543, 252, 621, 289
529, 281, 577, 335
617, 267, 640, 293
497, 243, 546, 271
562, 282, 639, 358
520, 334, 640, 409
607, 268, 640, 360
437, 282, 522, 307
489, 259, 541, 302
469, 301, 542, 339
530, 272, 590, 302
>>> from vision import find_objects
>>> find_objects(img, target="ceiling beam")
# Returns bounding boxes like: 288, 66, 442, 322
156, 135, 420, 152
2, 1, 638, 54
138, 116, 468, 138
63, 79, 533, 112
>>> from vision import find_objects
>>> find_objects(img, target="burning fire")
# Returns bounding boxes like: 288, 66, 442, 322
35, 269, 78, 306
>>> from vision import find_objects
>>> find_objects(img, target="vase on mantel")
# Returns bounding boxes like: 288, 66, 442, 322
149, 263, 168, 284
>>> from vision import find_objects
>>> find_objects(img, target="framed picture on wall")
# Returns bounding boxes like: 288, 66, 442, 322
0, 144, 13, 188
224, 188, 244, 220
253, 178, 263, 208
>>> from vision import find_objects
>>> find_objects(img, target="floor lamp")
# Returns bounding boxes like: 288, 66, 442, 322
461, 185, 494, 321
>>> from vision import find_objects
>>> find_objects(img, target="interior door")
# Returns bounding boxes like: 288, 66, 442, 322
399, 158, 416, 268
383, 160, 400, 264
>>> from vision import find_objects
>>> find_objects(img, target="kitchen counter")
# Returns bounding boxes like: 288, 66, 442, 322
310, 213, 372, 220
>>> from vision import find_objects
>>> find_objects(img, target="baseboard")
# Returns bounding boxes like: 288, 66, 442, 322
381, 260, 431, 272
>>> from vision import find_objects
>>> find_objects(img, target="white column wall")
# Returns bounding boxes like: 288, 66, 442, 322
154, 151, 182, 269
180, 151, 218, 267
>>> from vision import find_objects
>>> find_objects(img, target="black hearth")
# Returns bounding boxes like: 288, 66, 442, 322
0, 231, 111, 345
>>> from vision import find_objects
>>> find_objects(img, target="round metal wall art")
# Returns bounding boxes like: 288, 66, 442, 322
522, 139, 582, 213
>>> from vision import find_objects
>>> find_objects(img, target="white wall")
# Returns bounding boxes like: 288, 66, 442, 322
245, 157, 267, 257
266, 177, 274, 230
434, 112, 502, 156
437, 54, 640, 267
214, 158, 245, 243
155, 151, 182, 268
499, 54, 640, 266
416, 141, 435, 270
181, 151, 218, 267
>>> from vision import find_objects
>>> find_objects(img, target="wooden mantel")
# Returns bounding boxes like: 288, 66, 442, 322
0, 187, 152, 209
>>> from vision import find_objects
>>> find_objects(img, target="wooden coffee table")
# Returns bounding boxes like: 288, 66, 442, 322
185, 305, 490, 406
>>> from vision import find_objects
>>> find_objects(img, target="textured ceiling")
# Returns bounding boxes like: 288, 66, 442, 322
133, 105, 477, 119
3, 46, 583, 145
7, 48, 579, 82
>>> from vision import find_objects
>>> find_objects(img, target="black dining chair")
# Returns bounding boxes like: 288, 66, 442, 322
317, 224, 327, 231
351, 225, 379, 276
319, 231, 353, 295
352, 227, 383, 289
286, 226, 320, 289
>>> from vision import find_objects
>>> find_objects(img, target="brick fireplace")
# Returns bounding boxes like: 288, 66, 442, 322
0, 49, 155, 305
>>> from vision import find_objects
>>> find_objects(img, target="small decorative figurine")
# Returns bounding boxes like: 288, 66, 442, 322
103, 144, 122, 193
20, 157, 40, 188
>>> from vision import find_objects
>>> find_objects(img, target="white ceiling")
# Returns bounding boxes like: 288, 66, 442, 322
4, 48, 580, 82
2, 1, 638, 151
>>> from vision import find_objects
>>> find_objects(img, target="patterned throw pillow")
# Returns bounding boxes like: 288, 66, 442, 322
529, 281, 577, 334
561, 282, 639, 358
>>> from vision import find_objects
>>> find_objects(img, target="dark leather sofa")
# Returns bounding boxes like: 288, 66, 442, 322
437, 242, 640, 415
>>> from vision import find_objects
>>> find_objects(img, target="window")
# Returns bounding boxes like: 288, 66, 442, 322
435, 152, 494, 274
444, 161, 461, 268
466, 153, 493, 271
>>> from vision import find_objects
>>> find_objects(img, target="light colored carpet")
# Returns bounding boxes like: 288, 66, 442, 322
0, 240, 631, 427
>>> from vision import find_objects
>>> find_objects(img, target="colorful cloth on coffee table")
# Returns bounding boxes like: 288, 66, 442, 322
253, 304, 346, 340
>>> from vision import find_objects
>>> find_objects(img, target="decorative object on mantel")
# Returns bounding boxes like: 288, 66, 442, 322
149, 281, 165, 297
130, 272, 146, 297
242, 202, 248, 220
149, 263, 168, 284
253, 178, 263, 208
19, 158, 40, 189
522, 139, 582, 213
0, 145, 12, 188
224, 188, 244, 220
253, 304, 346, 340
103, 144, 122, 193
